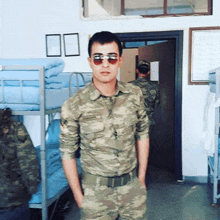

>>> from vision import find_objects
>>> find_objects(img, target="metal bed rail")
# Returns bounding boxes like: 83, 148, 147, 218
0, 66, 88, 220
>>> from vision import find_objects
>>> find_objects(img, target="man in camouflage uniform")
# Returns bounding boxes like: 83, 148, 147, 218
0, 108, 40, 220
60, 31, 149, 220
130, 60, 160, 130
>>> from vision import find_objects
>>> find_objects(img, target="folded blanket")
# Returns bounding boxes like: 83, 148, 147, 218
209, 69, 220, 93
1, 72, 92, 89
2, 80, 62, 89
209, 72, 215, 84
0, 58, 65, 79
46, 72, 93, 87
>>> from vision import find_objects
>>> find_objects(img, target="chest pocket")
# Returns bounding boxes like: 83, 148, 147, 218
80, 115, 105, 142
115, 114, 137, 139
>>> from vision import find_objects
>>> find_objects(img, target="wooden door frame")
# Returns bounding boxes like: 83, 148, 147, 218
115, 31, 183, 180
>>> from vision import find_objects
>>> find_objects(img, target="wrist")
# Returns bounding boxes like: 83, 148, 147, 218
73, 191, 84, 207
138, 175, 146, 182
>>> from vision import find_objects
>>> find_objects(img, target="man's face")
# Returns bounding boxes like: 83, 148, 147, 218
88, 42, 123, 85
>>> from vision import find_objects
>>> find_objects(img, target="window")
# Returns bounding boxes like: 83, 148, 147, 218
166, 0, 210, 15
82, 0, 212, 18
124, 41, 146, 48
123, 40, 168, 48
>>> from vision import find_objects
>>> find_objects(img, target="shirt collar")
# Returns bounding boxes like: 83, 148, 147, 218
88, 80, 130, 101
137, 76, 148, 81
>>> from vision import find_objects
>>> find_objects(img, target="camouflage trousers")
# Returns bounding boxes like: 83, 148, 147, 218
80, 176, 147, 220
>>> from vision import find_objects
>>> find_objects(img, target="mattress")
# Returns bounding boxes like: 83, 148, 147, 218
29, 167, 68, 204
29, 158, 81, 204
30, 137, 82, 205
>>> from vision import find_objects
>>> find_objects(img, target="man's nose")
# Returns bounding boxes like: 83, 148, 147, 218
102, 58, 109, 67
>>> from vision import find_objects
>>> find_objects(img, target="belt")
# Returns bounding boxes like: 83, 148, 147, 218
82, 168, 137, 188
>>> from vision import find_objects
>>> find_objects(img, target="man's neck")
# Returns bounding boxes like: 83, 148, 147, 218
93, 80, 117, 97
138, 73, 147, 78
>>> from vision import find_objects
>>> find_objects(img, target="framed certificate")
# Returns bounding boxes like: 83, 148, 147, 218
45, 34, 62, 57
63, 33, 80, 57
189, 27, 220, 85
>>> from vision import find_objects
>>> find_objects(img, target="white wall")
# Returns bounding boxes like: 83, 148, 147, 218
1, 0, 220, 179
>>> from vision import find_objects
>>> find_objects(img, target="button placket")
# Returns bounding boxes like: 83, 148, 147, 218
104, 96, 117, 140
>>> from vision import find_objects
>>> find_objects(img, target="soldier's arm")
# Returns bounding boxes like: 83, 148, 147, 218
135, 87, 150, 188
62, 159, 83, 207
136, 138, 149, 189
16, 122, 40, 195
60, 100, 82, 207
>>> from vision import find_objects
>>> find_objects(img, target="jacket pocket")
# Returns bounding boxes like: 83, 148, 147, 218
116, 115, 136, 139
80, 119, 105, 144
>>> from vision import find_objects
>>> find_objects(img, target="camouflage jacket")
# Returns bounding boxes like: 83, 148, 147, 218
130, 77, 160, 125
60, 81, 149, 177
0, 121, 40, 208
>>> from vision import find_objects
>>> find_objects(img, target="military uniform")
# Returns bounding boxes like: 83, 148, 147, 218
131, 77, 160, 126
0, 120, 40, 220
60, 81, 149, 219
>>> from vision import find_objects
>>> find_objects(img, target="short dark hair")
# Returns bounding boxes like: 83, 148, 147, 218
88, 31, 123, 57
137, 60, 150, 74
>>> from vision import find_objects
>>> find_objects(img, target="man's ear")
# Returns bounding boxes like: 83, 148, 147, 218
88, 57, 93, 68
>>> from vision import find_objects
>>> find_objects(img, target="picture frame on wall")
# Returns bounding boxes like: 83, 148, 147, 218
46, 34, 62, 57
63, 33, 80, 57
189, 26, 220, 85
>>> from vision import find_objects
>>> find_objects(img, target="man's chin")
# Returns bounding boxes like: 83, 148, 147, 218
97, 78, 116, 84
99, 75, 112, 82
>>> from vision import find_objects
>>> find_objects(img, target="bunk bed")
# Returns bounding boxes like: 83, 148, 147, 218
0, 58, 92, 220
207, 67, 220, 205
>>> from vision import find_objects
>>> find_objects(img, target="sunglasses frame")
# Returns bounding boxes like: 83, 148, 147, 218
92, 54, 119, 65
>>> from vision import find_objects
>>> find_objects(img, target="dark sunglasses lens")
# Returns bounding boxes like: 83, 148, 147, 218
93, 58, 102, 65
108, 58, 118, 64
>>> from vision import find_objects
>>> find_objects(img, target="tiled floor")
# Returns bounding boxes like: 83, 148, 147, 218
31, 165, 220, 220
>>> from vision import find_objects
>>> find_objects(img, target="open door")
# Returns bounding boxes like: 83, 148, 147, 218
120, 48, 138, 82
138, 40, 176, 174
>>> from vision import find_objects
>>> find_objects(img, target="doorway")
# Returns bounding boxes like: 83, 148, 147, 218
116, 31, 183, 180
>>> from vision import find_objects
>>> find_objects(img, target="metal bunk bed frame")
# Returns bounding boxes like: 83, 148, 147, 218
1, 65, 85, 220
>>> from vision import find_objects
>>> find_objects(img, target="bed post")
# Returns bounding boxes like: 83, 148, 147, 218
39, 66, 47, 220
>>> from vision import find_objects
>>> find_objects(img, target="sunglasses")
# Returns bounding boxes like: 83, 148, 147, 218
92, 54, 118, 65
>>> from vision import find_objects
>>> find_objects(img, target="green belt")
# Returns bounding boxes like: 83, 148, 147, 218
82, 168, 137, 188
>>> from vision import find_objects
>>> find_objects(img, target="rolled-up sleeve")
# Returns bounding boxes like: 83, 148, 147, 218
136, 88, 149, 140
60, 98, 80, 161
